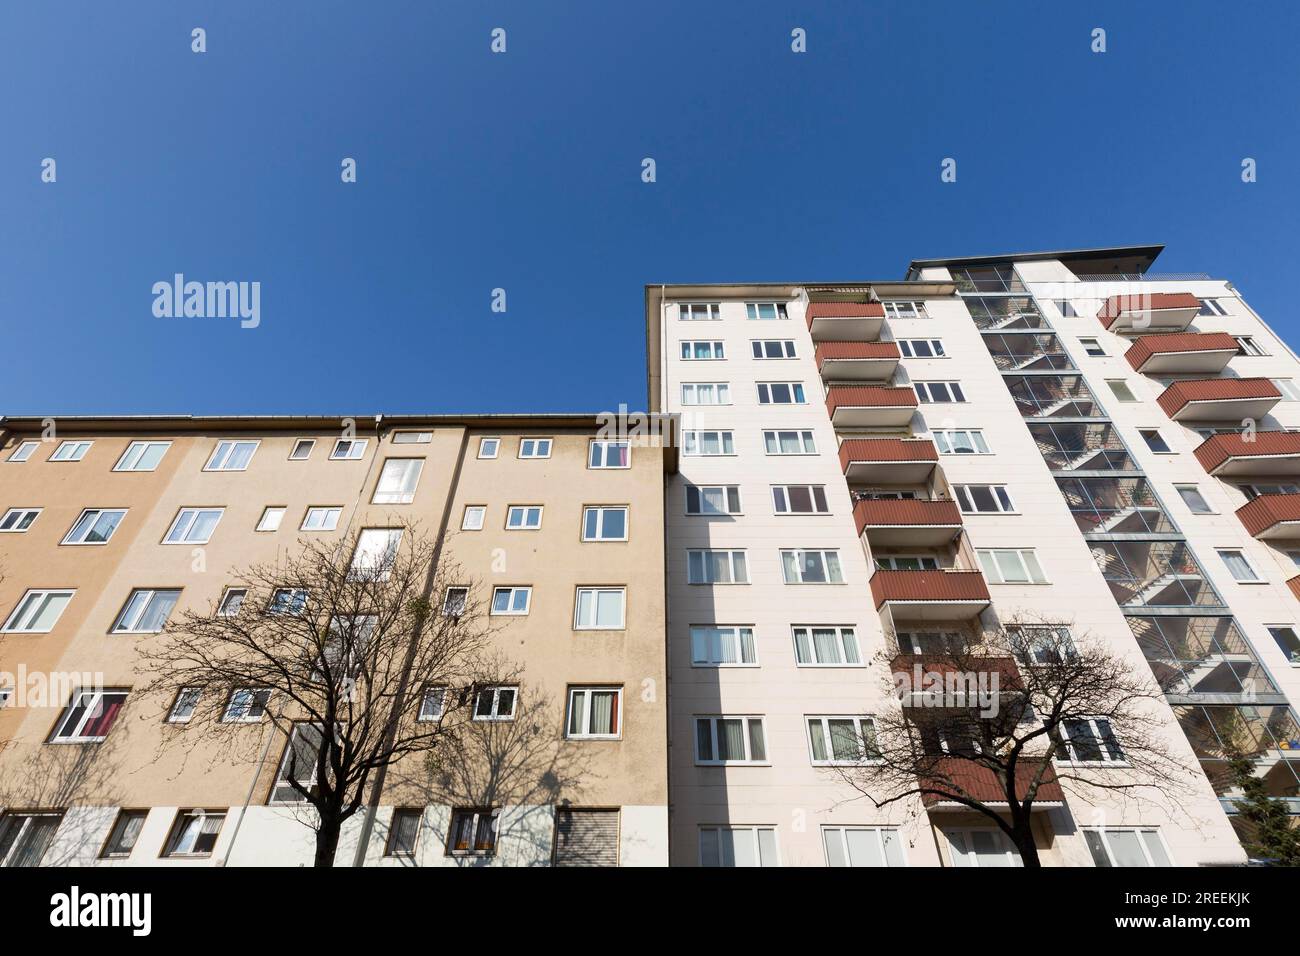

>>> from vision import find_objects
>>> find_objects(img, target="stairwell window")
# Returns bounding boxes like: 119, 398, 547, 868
1272, 379, 1300, 401
823, 827, 905, 867
781, 549, 843, 584
772, 485, 829, 514
418, 685, 447, 720
1077, 337, 1105, 356
933, 429, 989, 454
289, 439, 315, 460
490, 586, 531, 615
392, 431, 432, 444
793, 626, 861, 666
1267, 626, 1300, 664
883, 301, 927, 319
683, 430, 735, 456
205, 440, 258, 471
1084, 828, 1171, 867
807, 716, 877, 765
217, 588, 246, 617
686, 484, 741, 515
442, 588, 468, 618
1175, 484, 1213, 514
954, 484, 1015, 514
691, 625, 757, 666
1138, 428, 1172, 454
681, 382, 731, 405
330, 438, 368, 460
111, 588, 180, 634
914, 381, 965, 403
1106, 379, 1139, 403
50, 689, 128, 742
897, 339, 945, 358
1218, 549, 1263, 583
752, 340, 796, 359
349, 529, 402, 580
763, 429, 816, 455
1055, 717, 1126, 764
114, 440, 171, 472
976, 549, 1048, 584
63, 509, 126, 545
461, 506, 485, 530
681, 340, 725, 360
679, 302, 721, 321
1234, 336, 1266, 357
1197, 298, 1228, 317
373, 459, 423, 504
695, 716, 768, 765
745, 302, 788, 320
50, 440, 93, 462
7, 440, 39, 462
268, 588, 308, 616
1054, 300, 1080, 318
757, 382, 806, 404
256, 507, 285, 532
688, 550, 748, 584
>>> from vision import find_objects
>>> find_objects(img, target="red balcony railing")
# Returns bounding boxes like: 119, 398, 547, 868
1097, 292, 1200, 330
918, 757, 1065, 809
1156, 378, 1281, 421
839, 438, 938, 483
854, 498, 962, 535
1195, 431, 1300, 476
1236, 494, 1300, 539
869, 569, 991, 611
1124, 332, 1238, 374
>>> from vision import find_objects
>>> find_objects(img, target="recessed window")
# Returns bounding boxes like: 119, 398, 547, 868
1084, 828, 1171, 867
687, 550, 748, 584
1055, 717, 1125, 763
1197, 298, 1228, 317
1272, 379, 1300, 402
447, 808, 498, 856
780, 549, 843, 584
473, 686, 517, 721
222, 688, 271, 723
167, 688, 202, 723
505, 505, 543, 530
1218, 549, 1262, 583
807, 716, 876, 765
50, 440, 93, 462
976, 548, 1047, 584
896, 339, 945, 358
685, 484, 741, 515
478, 438, 500, 459
418, 685, 447, 720
566, 687, 621, 739
681, 382, 731, 405
385, 809, 422, 857
270, 724, 323, 803
954, 484, 1015, 514
745, 302, 789, 320
932, 429, 989, 455
876, 555, 938, 570
519, 438, 552, 459
7, 440, 40, 463
751, 340, 796, 359
256, 507, 285, 532
217, 588, 247, 617
330, 438, 367, 460
683, 430, 735, 456
442, 588, 468, 618
101, 810, 148, 859
574, 587, 626, 629
695, 716, 767, 765
205, 440, 259, 471
772, 485, 829, 514
1234, 336, 1266, 357
301, 506, 342, 531
1175, 484, 1212, 514
289, 439, 315, 460
51, 689, 128, 742
823, 827, 905, 867
1078, 337, 1105, 356
373, 459, 423, 504
690, 625, 757, 666
114, 441, 171, 472
793, 626, 861, 666
461, 506, 485, 530
763, 429, 817, 455
946, 829, 1022, 868
757, 382, 806, 405
392, 431, 432, 444
164, 508, 223, 544
681, 340, 725, 360
112, 588, 180, 634
63, 508, 126, 545
679, 302, 721, 321
1267, 626, 1300, 664
1054, 300, 1079, 318
0, 508, 41, 532
0, 813, 63, 866
268, 588, 309, 615
1138, 429, 1172, 454
589, 440, 630, 468
349, 529, 402, 580
163, 810, 226, 858
914, 381, 965, 403
883, 301, 927, 319
699, 826, 779, 868
490, 586, 531, 615
582, 506, 628, 541
1106, 379, 1138, 403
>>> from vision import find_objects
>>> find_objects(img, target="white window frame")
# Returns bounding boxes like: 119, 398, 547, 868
1175, 484, 1213, 514
163, 810, 226, 857
954, 484, 1016, 514
687, 549, 749, 585
678, 302, 721, 322
417, 685, 447, 721
114, 440, 171, 472
751, 339, 797, 359
1083, 828, 1172, 867
461, 505, 486, 531
111, 588, 181, 634
1138, 428, 1173, 454
806, 715, 878, 766
505, 505, 543, 530
682, 430, 736, 456
681, 382, 732, 406
681, 340, 726, 360
204, 440, 259, 472
349, 528, 402, 580
163, 508, 224, 544
167, 687, 202, 723
694, 716, 769, 765
698, 826, 779, 867
822, 826, 906, 867
518, 438, 552, 459
882, 300, 927, 319
565, 686, 622, 739
976, 548, 1048, 584
772, 484, 830, 515
222, 688, 271, 723
372, 458, 424, 504
0, 507, 41, 533
1106, 379, 1139, 403
1056, 716, 1127, 765
62, 508, 127, 545
490, 586, 532, 616
1272, 379, 1300, 402
932, 429, 990, 455
442, 587, 468, 618
745, 302, 789, 321
217, 588, 247, 617
792, 625, 861, 666
1218, 548, 1263, 583
392, 431, 432, 444
690, 625, 758, 667
472, 685, 517, 721
780, 549, 844, 584
582, 505, 629, 541
946, 828, 1022, 868
1077, 337, 1106, 357
1234, 335, 1266, 357
756, 382, 807, 405
1198, 298, 1228, 317
478, 437, 500, 459
896, 338, 946, 358
762, 429, 817, 455
685, 484, 742, 516
588, 439, 630, 469
914, 381, 966, 403
7, 440, 40, 462
50, 689, 129, 742
50, 440, 93, 462
330, 438, 368, 460
573, 587, 626, 630
256, 507, 285, 532
301, 506, 342, 532
289, 438, 316, 460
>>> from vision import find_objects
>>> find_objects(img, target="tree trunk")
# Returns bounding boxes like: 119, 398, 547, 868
1010, 822, 1041, 868
314, 813, 343, 868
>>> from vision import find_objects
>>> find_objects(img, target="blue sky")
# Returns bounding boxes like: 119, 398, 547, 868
3, 1, 1296, 416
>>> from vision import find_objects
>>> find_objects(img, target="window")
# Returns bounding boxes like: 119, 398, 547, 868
1106, 379, 1138, 403
682, 430, 735, 456
473, 686, 517, 721
62, 508, 126, 545
896, 338, 945, 358
384, 809, 422, 857
442, 587, 468, 618
807, 716, 876, 765
330, 438, 367, 460
301, 506, 342, 531
574, 587, 626, 629
1138, 428, 1172, 454
0, 812, 63, 867
954, 484, 1015, 514
268, 588, 308, 615
271, 724, 323, 803
589, 440, 630, 468
690, 625, 757, 666
1007, 624, 1076, 665
823, 827, 905, 867
2, 589, 74, 633
373, 459, 423, 504
289, 438, 315, 460
1240, 482, 1300, 500
349, 529, 402, 580
793, 626, 861, 666
681, 382, 731, 405
478, 437, 500, 459
1077, 337, 1105, 356
461, 506, 485, 530
751, 339, 796, 359
51, 689, 128, 742
50, 440, 92, 462
1272, 379, 1300, 402
114, 440, 170, 472
167, 688, 201, 723
762, 429, 816, 455
756, 382, 806, 404
687, 550, 748, 584
780, 549, 843, 584
946, 829, 1021, 868
505, 505, 543, 530
699, 826, 778, 867
101, 810, 148, 859
1084, 828, 1171, 867
745, 302, 789, 320
111, 588, 180, 634
418, 685, 446, 720
914, 381, 965, 403
685, 485, 741, 516
163, 810, 225, 857
519, 438, 552, 459
447, 808, 498, 856
1218, 549, 1262, 583
204, 440, 258, 471
7, 440, 39, 463
490, 586, 531, 615
932, 429, 990, 455
694, 716, 768, 765
976, 549, 1047, 584
1176, 484, 1213, 514
681, 340, 725, 360
875, 555, 938, 570
882, 300, 926, 319
1234, 335, 1266, 357
0, 508, 40, 532
772, 484, 829, 514
1267, 626, 1300, 664
222, 688, 271, 723
1056, 717, 1125, 763
567, 687, 621, 738
217, 588, 246, 617
1198, 298, 1228, 317
1054, 300, 1079, 318
582, 506, 628, 541
255, 507, 285, 532
392, 431, 432, 444
679, 302, 721, 321
164, 508, 223, 544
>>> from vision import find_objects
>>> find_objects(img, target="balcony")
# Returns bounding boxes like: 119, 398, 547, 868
919, 758, 1065, 810
890, 654, 1023, 706
1125, 332, 1239, 375
806, 301, 885, 342
1236, 495, 1300, 540
854, 498, 963, 547
869, 569, 991, 621
1195, 431, 1300, 477
1290, 576, 1300, 603
1096, 292, 1201, 332
839, 438, 938, 483
826, 385, 917, 428
1156, 378, 1281, 422
815, 341, 900, 382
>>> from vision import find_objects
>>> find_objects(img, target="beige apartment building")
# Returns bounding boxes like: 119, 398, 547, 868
0, 414, 671, 866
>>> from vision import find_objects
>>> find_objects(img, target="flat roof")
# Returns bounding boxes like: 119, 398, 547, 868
907, 244, 1165, 275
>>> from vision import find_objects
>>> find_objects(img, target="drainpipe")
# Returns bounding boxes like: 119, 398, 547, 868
218, 719, 279, 866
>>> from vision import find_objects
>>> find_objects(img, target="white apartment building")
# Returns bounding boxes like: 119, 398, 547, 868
648, 244, 1300, 867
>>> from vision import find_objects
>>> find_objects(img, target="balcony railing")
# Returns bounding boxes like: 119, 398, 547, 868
1236, 494, 1300, 540
1096, 292, 1200, 332
806, 301, 885, 342
839, 438, 938, 483
1156, 378, 1281, 422
826, 385, 918, 428
815, 341, 900, 381
917, 757, 1065, 810
1074, 273, 1213, 282
854, 498, 963, 546
869, 569, 991, 620
1195, 431, 1300, 477
1125, 332, 1238, 375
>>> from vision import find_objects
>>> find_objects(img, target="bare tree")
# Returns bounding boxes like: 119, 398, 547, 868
833, 618, 1202, 867
138, 521, 500, 866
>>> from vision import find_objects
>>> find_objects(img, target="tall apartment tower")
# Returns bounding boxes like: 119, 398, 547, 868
648, 244, 1300, 867
0, 415, 671, 866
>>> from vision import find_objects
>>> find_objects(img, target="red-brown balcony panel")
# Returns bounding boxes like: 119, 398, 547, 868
855, 498, 963, 547
1156, 378, 1281, 422
1289, 575, 1300, 602
1124, 332, 1239, 375
816, 341, 900, 382
806, 301, 885, 342
919, 758, 1065, 810
869, 569, 991, 621
1236, 495, 1300, 540
1196, 431, 1300, 477
890, 655, 1024, 706
839, 438, 938, 484
826, 385, 917, 428
1097, 292, 1201, 332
